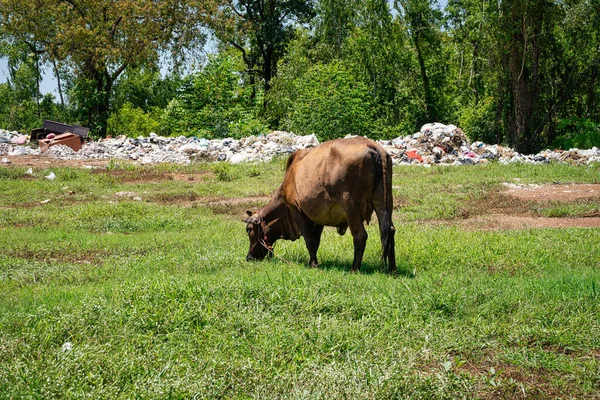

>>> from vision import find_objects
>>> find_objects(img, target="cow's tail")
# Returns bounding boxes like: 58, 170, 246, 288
376, 149, 396, 272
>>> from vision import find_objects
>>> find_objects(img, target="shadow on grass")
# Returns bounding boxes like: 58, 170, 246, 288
266, 248, 415, 278
311, 259, 416, 278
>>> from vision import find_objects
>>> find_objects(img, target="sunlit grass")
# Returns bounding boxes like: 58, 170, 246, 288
1, 160, 599, 398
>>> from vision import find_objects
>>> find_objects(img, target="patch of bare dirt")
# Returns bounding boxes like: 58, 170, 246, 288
452, 349, 583, 400
3, 248, 141, 265
170, 172, 213, 182
1, 155, 110, 168
149, 194, 271, 215
502, 182, 600, 202
452, 214, 600, 230
437, 183, 600, 230
461, 362, 567, 399
96, 169, 213, 183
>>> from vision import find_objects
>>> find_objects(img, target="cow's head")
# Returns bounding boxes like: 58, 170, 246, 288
244, 210, 272, 261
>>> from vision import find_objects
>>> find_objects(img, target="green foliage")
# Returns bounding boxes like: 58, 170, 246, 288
1, 0, 600, 149
0, 51, 44, 132
113, 68, 182, 112
162, 54, 266, 138
212, 162, 236, 182
107, 103, 160, 137
459, 97, 501, 144
203, 0, 315, 100
551, 118, 600, 150
272, 61, 373, 140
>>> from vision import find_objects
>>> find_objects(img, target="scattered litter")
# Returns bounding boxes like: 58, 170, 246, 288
39, 133, 82, 153
2, 125, 600, 166
40, 199, 51, 204
10, 134, 27, 145
1, 157, 10, 164
45, 171, 56, 180
115, 191, 138, 199
61, 342, 73, 352
25, 167, 33, 175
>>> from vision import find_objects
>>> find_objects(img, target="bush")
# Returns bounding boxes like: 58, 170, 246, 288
107, 103, 160, 137
212, 162, 236, 181
459, 97, 500, 144
277, 62, 373, 141
551, 118, 600, 149
161, 53, 265, 139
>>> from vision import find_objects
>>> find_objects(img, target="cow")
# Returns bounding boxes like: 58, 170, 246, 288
244, 136, 396, 273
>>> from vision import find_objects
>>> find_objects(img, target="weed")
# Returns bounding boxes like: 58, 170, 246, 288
212, 162, 236, 181
247, 164, 261, 177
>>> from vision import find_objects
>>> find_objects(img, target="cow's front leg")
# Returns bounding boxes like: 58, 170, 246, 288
306, 224, 324, 268
296, 213, 323, 268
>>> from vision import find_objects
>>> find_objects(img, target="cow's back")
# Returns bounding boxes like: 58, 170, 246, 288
281, 137, 384, 227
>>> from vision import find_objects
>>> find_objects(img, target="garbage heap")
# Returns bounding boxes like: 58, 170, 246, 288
1, 125, 600, 166
378, 123, 600, 165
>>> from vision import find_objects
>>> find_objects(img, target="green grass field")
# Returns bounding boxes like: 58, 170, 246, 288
1, 160, 599, 398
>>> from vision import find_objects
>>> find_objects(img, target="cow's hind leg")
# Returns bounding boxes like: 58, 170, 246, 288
374, 205, 396, 273
345, 212, 368, 273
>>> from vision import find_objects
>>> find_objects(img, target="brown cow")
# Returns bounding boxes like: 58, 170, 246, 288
244, 136, 396, 272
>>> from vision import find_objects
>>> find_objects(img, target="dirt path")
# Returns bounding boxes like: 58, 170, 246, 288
2, 155, 110, 168
426, 183, 600, 230
502, 182, 600, 202
451, 214, 600, 230
4, 157, 600, 230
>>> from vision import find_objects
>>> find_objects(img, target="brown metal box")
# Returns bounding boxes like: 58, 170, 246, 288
39, 133, 82, 153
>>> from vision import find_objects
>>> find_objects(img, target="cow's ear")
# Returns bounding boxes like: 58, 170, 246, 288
246, 210, 253, 217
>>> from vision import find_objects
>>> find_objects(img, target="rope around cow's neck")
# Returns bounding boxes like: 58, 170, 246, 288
251, 209, 300, 267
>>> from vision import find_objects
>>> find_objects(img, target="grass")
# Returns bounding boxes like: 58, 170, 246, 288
0, 160, 599, 398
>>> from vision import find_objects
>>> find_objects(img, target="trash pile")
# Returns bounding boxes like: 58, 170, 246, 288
377, 122, 600, 166
1, 125, 600, 166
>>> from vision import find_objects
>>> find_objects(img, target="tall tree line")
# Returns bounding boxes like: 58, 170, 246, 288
1, 0, 599, 152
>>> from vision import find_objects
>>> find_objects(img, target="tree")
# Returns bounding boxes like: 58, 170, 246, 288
204, 0, 315, 102
397, 0, 444, 124
163, 53, 267, 138
0, 0, 206, 136
269, 57, 373, 140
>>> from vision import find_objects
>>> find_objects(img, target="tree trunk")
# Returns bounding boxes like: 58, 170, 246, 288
35, 51, 40, 118
96, 73, 113, 138
263, 45, 273, 94
52, 59, 65, 109
587, 64, 598, 119
413, 32, 436, 122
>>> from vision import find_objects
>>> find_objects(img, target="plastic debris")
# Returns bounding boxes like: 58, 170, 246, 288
1, 125, 600, 166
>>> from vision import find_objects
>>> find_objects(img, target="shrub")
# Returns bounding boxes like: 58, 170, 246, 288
212, 162, 236, 182
459, 97, 500, 144
278, 62, 373, 141
161, 54, 265, 139
551, 118, 600, 149
108, 103, 160, 137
